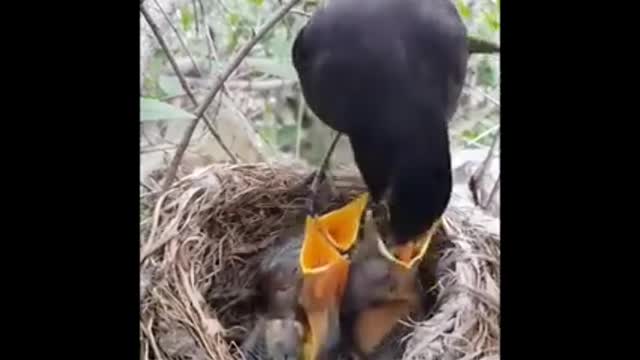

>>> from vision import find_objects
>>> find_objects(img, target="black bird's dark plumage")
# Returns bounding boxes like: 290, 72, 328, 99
292, 0, 469, 246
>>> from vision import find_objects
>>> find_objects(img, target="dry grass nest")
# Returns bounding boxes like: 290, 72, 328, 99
140, 162, 500, 360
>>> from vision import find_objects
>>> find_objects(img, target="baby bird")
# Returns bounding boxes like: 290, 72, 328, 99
242, 193, 369, 360
241, 228, 305, 360
341, 210, 429, 359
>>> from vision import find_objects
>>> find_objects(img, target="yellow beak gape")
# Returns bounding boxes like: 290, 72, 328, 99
298, 193, 369, 360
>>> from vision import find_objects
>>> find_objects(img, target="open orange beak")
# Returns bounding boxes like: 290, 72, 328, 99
376, 218, 442, 270
298, 193, 368, 359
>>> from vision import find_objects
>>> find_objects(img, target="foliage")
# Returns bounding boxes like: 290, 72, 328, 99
141, 0, 500, 162
141, 97, 195, 122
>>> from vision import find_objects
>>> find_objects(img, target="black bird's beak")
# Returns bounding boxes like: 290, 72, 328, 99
377, 218, 442, 270
298, 193, 368, 359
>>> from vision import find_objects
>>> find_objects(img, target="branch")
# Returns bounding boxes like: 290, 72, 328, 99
468, 36, 500, 54
157, 0, 303, 190
470, 130, 500, 206
484, 175, 500, 210
464, 86, 500, 108
295, 92, 305, 159
152, 0, 202, 77
141, 4, 239, 192
190, 0, 303, 121
465, 123, 500, 147
291, 9, 311, 17
184, 77, 296, 91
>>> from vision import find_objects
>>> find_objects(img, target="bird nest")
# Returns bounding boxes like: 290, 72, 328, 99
140, 163, 500, 360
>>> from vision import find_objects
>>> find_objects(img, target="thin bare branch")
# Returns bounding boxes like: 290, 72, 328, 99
159, 0, 304, 190
484, 175, 500, 210
204, 22, 216, 73
197, 0, 206, 34
141, 4, 239, 192
465, 123, 500, 146
191, 0, 304, 121
184, 77, 296, 91
468, 36, 500, 54
470, 130, 500, 206
477, 131, 500, 181
192, 0, 200, 35
295, 92, 305, 159
141, 318, 165, 360
152, 0, 202, 77
465, 86, 500, 108
291, 9, 311, 17
141, 181, 154, 193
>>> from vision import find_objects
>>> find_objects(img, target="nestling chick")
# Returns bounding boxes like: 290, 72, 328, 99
242, 316, 304, 360
298, 194, 369, 360
242, 227, 306, 360
243, 193, 369, 360
341, 210, 426, 359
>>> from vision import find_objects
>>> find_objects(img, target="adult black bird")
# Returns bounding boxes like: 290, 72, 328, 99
292, 0, 468, 266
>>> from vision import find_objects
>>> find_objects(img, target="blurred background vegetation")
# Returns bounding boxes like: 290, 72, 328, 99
140, 0, 499, 184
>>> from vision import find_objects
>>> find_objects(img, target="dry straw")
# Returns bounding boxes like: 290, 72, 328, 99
140, 163, 499, 360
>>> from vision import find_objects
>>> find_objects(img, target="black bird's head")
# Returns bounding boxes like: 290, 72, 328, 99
376, 130, 452, 269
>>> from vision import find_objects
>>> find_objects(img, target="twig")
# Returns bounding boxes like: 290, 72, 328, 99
197, 0, 205, 35
465, 86, 500, 108
484, 175, 500, 210
291, 9, 311, 17
214, 0, 232, 17
159, 0, 304, 190
308, 132, 342, 214
189, 0, 304, 123
191, 0, 199, 35
465, 123, 500, 146
183, 77, 296, 91
204, 23, 276, 161
141, 5, 238, 192
470, 130, 500, 206
477, 131, 500, 181
468, 36, 500, 54
295, 92, 305, 159
220, 92, 277, 159
204, 23, 216, 73
141, 317, 166, 360
141, 181, 154, 193
152, 0, 202, 77
141, 144, 178, 154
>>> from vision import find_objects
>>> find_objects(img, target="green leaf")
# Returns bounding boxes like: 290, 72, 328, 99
484, 11, 500, 32
456, 0, 472, 20
158, 75, 185, 98
140, 98, 195, 122
181, 6, 194, 32
228, 13, 241, 27
248, 0, 264, 7
246, 57, 298, 80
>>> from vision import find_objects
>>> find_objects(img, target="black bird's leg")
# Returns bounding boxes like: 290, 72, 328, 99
307, 132, 342, 215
